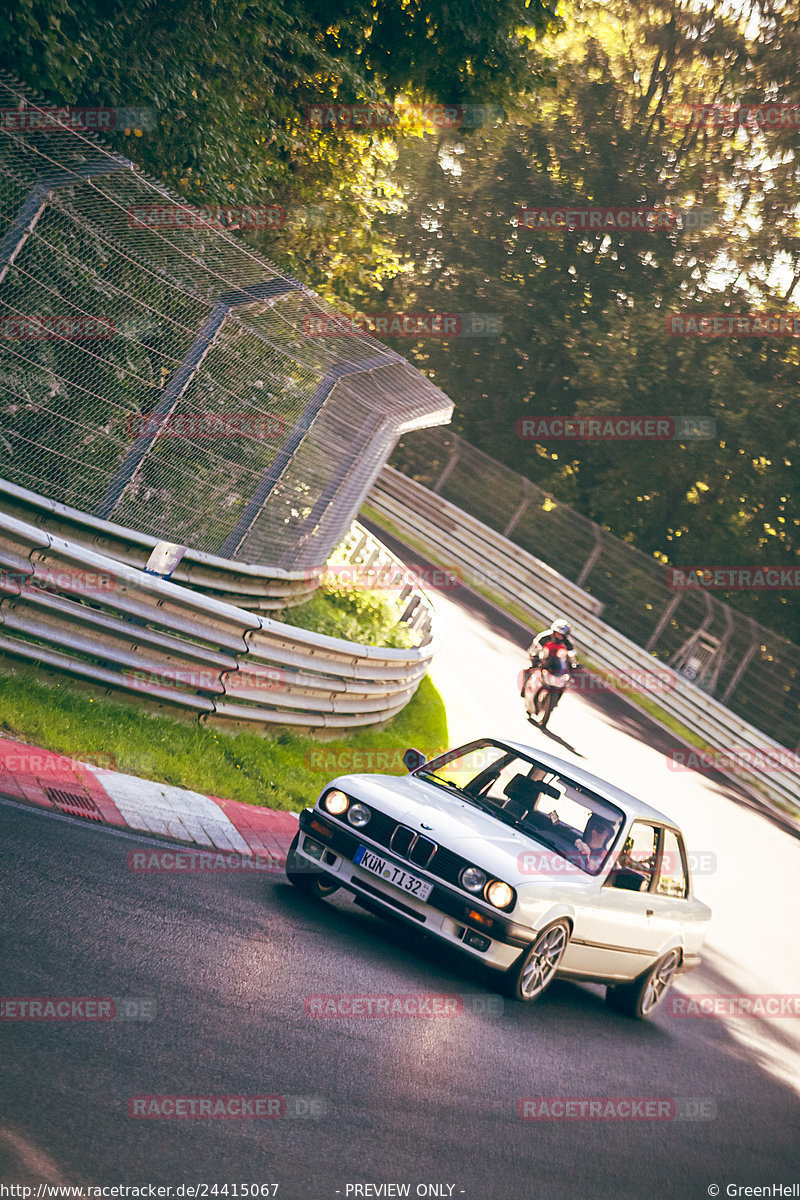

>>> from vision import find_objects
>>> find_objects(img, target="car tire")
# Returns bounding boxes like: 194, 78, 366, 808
605, 948, 681, 1019
285, 831, 340, 899
503, 919, 571, 1003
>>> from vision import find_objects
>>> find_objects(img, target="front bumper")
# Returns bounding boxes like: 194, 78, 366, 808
295, 808, 532, 971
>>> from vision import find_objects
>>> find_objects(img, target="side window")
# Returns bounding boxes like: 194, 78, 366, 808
657, 829, 688, 898
617, 822, 659, 889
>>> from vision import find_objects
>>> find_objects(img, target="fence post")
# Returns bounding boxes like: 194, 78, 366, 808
431, 439, 460, 494
503, 478, 531, 539
576, 524, 604, 588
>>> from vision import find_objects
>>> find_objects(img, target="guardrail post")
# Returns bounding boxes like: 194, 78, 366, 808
94, 278, 298, 520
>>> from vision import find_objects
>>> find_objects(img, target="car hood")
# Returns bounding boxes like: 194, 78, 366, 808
325, 772, 599, 891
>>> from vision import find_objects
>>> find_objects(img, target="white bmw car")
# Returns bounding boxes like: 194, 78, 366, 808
286, 738, 712, 1019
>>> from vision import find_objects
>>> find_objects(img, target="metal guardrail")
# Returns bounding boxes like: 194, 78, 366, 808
369, 467, 800, 816
0, 507, 438, 730
0, 478, 319, 611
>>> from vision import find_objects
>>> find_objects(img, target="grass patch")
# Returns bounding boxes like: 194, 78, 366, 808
278, 582, 416, 648
0, 664, 447, 812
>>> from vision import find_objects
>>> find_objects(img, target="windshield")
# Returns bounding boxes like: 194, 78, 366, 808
415, 740, 625, 876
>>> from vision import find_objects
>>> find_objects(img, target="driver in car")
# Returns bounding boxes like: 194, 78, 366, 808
573, 815, 616, 871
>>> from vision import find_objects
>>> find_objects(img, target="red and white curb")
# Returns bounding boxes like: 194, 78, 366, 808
0, 736, 298, 861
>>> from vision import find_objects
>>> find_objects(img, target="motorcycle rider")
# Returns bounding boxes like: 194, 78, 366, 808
520, 618, 578, 698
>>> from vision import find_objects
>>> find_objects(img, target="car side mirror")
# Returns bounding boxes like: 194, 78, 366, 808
403, 748, 427, 772
608, 867, 647, 892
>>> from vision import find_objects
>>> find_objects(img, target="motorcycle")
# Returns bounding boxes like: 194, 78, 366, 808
523, 645, 572, 729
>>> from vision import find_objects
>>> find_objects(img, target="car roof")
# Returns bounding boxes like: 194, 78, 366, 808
465, 738, 679, 827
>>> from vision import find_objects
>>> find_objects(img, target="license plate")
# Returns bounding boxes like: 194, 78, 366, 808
353, 845, 434, 901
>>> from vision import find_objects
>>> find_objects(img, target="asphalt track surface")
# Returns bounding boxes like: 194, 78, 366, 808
2, 540, 800, 1199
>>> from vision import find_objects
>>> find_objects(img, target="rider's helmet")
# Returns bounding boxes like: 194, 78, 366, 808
551, 618, 571, 639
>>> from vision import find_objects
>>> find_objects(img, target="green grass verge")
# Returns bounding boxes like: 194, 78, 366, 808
0, 663, 448, 812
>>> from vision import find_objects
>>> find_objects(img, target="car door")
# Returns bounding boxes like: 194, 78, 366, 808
563, 821, 682, 981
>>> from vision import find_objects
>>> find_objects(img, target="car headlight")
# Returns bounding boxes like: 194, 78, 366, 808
460, 866, 487, 893
347, 802, 371, 828
323, 789, 349, 816
485, 880, 515, 910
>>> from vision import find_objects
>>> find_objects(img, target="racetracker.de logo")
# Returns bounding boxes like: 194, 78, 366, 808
668, 102, 800, 129
125, 667, 286, 692
0, 568, 116, 595
318, 563, 462, 591
665, 313, 800, 337
305, 994, 503, 1017
128, 1095, 326, 1118
518, 207, 678, 232
126, 413, 284, 439
1, 997, 115, 1021
667, 567, 800, 590
127, 203, 286, 231
668, 749, 798, 774
303, 313, 502, 338
304, 102, 502, 130
2, 315, 115, 340
570, 668, 676, 694
518, 1097, 716, 1120
516, 416, 715, 441
668, 994, 800, 1017
304, 747, 446, 773
128, 849, 285, 874
0, 749, 116, 772
0, 106, 155, 132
